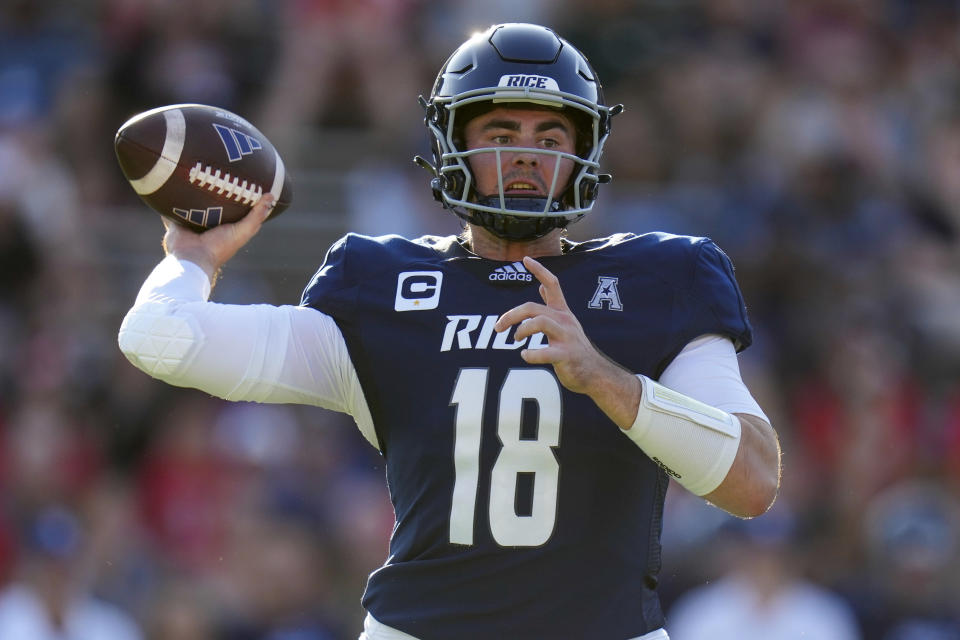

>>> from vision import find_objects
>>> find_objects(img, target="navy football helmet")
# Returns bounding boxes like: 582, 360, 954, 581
416, 23, 621, 241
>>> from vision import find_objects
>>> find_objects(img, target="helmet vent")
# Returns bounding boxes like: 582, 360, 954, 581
490, 24, 561, 64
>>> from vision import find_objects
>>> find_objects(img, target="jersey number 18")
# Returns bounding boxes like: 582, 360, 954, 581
449, 367, 561, 547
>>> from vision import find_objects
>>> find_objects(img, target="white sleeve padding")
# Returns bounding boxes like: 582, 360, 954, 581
658, 334, 769, 422
621, 334, 770, 496
118, 256, 379, 449
628, 375, 741, 496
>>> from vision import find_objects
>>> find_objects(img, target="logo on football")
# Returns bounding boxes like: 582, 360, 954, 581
114, 104, 293, 232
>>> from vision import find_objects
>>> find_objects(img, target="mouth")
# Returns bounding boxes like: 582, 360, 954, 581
504, 180, 544, 196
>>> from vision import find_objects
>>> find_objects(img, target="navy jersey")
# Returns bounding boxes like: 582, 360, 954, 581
301, 232, 752, 640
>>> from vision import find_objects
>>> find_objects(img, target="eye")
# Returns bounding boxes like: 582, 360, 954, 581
541, 138, 560, 149
491, 134, 512, 145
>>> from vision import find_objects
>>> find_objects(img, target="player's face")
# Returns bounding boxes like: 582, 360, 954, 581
462, 107, 578, 200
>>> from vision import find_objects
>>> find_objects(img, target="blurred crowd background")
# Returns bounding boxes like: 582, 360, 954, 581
2, 0, 960, 638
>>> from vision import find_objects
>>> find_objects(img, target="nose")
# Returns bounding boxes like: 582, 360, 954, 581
510, 149, 539, 167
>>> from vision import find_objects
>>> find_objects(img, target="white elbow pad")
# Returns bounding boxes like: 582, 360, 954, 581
624, 375, 742, 496
118, 302, 203, 379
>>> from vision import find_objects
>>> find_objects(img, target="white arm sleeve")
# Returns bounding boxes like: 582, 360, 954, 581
658, 334, 768, 422
621, 334, 769, 496
118, 255, 378, 449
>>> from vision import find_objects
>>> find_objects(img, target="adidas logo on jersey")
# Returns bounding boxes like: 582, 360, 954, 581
489, 262, 533, 282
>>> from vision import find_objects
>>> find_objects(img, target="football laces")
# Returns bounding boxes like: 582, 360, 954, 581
188, 162, 263, 206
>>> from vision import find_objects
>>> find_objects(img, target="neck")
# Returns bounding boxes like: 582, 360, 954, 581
465, 225, 564, 261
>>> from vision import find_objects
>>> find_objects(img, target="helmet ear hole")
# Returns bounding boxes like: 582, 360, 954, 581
565, 109, 593, 158
449, 102, 486, 150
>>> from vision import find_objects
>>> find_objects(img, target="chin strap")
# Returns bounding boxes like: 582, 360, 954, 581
475, 196, 564, 213
460, 206, 570, 241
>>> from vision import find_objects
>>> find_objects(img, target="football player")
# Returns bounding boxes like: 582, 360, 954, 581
119, 23, 780, 640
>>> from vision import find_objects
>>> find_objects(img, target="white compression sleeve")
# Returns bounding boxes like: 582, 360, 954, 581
622, 334, 767, 496
118, 255, 378, 448
658, 334, 768, 421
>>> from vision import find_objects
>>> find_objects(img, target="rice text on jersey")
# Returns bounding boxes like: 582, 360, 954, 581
441, 314, 547, 352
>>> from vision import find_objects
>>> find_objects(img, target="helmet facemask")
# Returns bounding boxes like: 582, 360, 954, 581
416, 24, 621, 241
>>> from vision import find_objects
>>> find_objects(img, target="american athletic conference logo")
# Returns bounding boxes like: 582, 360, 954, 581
489, 262, 533, 282
588, 276, 623, 310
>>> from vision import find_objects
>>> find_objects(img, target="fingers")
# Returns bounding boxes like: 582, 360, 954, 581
203, 194, 275, 268
228, 193, 275, 244
523, 256, 569, 311
162, 194, 273, 244
161, 195, 276, 281
494, 301, 542, 333
493, 256, 603, 394
494, 256, 569, 333
519, 345, 556, 365
495, 256, 569, 333
244, 192, 276, 228
512, 315, 560, 343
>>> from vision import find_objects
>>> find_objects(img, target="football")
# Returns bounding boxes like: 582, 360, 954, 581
114, 104, 292, 232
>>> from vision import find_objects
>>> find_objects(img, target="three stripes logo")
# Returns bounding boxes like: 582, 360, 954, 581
213, 123, 262, 162
172, 206, 223, 228
489, 262, 533, 282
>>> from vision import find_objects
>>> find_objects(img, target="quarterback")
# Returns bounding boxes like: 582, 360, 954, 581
119, 23, 780, 640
